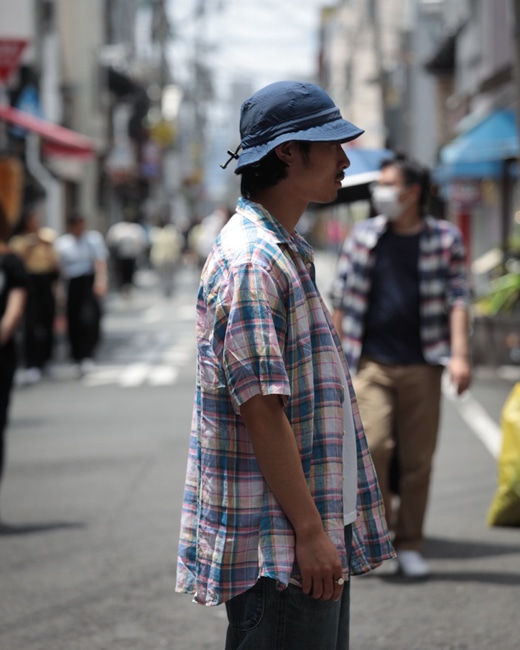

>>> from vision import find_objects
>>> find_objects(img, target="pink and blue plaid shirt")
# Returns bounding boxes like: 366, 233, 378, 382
331, 215, 470, 372
176, 198, 394, 606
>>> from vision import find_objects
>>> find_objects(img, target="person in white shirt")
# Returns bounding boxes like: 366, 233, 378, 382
54, 213, 108, 375
106, 218, 148, 295
149, 218, 183, 297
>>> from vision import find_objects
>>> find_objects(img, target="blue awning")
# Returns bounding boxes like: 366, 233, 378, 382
320, 147, 395, 206
341, 147, 393, 187
435, 109, 518, 180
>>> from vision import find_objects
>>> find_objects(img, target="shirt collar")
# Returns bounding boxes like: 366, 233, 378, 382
236, 197, 314, 265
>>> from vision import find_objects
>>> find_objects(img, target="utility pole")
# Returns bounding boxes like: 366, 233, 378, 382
184, 0, 214, 219
151, 0, 171, 90
369, 0, 391, 148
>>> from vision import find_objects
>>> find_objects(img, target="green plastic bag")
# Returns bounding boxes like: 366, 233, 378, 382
487, 382, 520, 526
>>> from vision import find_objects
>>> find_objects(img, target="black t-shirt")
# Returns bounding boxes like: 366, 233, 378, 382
361, 229, 426, 365
0, 252, 28, 352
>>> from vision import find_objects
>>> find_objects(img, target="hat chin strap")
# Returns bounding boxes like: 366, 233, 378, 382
220, 144, 242, 170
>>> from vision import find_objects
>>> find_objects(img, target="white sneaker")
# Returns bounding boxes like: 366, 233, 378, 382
24, 367, 42, 385
42, 362, 55, 377
397, 551, 430, 578
79, 358, 96, 375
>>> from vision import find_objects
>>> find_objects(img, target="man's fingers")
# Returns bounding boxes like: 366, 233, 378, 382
332, 576, 344, 602
301, 569, 344, 601
310, 575, 345, 601
301, 573, 312, 595
311, 577, 324, 600
318, 577, 334, 601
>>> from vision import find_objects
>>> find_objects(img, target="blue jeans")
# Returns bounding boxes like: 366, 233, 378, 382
225, 525, 352, 650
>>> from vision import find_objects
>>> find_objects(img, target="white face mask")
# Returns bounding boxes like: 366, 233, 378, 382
371, 185, 404, 221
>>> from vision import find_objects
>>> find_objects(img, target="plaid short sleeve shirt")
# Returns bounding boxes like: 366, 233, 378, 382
331, 215, 470, 372
176, 198, 394, 606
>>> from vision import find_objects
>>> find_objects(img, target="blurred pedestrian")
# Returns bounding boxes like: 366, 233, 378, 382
188, 207, 230, 267
176, 81, 394, 650
9, 204, 59, 384
54, 213, 108, 375
149, 217, 183, 297
106, 216, 147, 296
331, 154, 472, 579
0, 201, 27, 516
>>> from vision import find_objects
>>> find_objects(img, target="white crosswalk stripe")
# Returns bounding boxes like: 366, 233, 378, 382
83, 336, 195, 388
148, 365, 179, 386
81, 276, 197, 388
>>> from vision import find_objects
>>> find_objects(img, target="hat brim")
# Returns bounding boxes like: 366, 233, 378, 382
235, 118, 364, 174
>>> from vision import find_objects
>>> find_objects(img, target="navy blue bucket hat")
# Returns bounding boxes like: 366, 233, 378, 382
233, 81, 364, 174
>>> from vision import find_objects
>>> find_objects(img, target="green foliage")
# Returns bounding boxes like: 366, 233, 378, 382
475, 271, 520, 316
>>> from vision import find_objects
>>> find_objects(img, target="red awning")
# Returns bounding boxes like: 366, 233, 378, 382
0, 104, 96, 157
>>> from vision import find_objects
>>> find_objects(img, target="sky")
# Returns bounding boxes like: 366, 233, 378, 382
166, 0, 330, 199
167, 0, 328, 106
166, 0, 329, 197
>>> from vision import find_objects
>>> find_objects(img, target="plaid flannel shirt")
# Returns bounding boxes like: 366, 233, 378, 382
331, 215, 470, 373
176, 198, 394, 606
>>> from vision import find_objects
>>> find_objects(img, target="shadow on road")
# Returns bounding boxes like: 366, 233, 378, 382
428, 570, 520, 586
423, 535, 520, 560
373, 535, 520, 587
378, 570, 520, 587
0, 521, 85, 536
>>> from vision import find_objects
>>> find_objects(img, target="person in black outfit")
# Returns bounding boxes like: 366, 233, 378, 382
9, 205, 59, 383
0, 202, 28, 514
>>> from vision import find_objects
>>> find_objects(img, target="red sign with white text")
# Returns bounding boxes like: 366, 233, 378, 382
0, 38, 29, 84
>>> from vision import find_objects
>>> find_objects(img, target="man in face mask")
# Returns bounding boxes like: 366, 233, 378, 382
331, 154, 471, 579
370, 162, 419, 222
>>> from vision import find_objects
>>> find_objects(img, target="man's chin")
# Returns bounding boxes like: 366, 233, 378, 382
313, 189, 339, 205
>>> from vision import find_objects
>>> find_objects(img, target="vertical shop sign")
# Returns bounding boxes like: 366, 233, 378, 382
0, 39, 29, 84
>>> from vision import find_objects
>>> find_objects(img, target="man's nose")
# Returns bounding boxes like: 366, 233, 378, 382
339, 145, 350, 169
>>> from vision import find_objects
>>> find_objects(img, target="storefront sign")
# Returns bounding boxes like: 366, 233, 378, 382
0, 38, 28, 84
450, 180, 482, 205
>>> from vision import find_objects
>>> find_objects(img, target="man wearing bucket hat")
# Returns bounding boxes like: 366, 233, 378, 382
176, 81, 394, 649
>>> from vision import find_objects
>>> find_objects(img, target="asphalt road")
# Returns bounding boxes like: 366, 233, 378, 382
1, 255, 519, 650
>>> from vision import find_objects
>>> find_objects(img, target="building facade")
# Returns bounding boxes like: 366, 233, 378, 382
319, 0, 519, 270
0, 0, 182, 235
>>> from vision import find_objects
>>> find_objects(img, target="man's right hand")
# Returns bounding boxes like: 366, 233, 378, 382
296, 524, 345, 602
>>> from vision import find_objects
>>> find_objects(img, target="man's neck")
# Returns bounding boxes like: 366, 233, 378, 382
251, 185, 307, 234
391, 205, 425, 235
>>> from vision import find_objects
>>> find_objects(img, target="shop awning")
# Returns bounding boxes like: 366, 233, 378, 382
341, 146, 393, 187
342, 146, 393, 177
0, 104, 96, 157
436, 109, 518, 180
333, 147, 393, 203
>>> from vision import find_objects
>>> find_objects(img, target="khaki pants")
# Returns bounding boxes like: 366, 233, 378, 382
354, 358, 444, 551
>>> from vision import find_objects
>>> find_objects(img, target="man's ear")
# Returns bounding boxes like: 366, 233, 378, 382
274, 141, 295, 166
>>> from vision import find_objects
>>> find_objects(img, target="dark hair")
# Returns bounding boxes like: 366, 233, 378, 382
240, 141, 312, 199
10, 203, 38, 237
381, 154, 431, 210
66, 211, 86, 228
